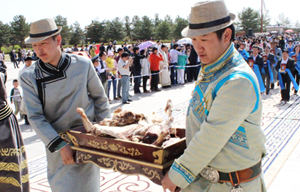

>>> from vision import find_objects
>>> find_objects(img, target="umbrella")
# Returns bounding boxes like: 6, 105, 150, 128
177, 37, 192, 45
138, 41, 155, 50
285, 29, 294, 33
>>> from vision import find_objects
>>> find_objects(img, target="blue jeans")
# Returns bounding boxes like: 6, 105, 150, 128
133, 70, 141, 93
121, 76, 130, 103
170, 63, 177, 85
107, 79, 117, 99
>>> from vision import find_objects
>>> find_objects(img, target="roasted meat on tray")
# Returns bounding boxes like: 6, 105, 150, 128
76, 99, 178, 146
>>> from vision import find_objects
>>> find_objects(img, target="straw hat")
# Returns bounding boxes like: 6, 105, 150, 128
25, 18, 62, 44
182, 0, 235, 38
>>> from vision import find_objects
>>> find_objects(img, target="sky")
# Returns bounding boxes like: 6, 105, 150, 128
0, 0, 298, 29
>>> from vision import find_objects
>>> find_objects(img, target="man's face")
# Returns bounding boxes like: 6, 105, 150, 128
192, 31, 230, 65
32, 36, 61, 64
123, 56, 129, 61
93, 60, 99, 67
101, 53, 107, 61
153, 50, 157, 54
253, 48, 259, 56
25, 60, 32, 67
118, 50, 124, 55
265, 47, 270, 54
270, 43, 276, 49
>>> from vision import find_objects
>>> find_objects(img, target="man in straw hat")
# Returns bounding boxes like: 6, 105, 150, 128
19, 18, 110, 192
162, 1, 267, 191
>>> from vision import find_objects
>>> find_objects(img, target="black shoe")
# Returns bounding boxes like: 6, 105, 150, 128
122, 101, 130, 104
155, 89, 161, 92
118, 96, 122, 99
127, 99, 132, 102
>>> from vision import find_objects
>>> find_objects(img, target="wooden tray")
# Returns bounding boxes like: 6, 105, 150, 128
72, 146, 173, 185
67, 127, 186, 165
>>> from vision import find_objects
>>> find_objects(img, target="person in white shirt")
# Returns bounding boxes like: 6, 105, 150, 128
160, 45, 171, 88
169, 44, 183, 85
140, 49, 151, 93
118, 52, 132, 104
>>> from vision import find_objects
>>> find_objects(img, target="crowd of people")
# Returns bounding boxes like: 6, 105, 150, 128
235, 33, 300, 105
55, 39, 201, 104
3, 33, 300, 111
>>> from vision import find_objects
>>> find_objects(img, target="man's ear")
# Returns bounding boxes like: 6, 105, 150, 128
56, 35, 62, 46
223, 28, 232, 43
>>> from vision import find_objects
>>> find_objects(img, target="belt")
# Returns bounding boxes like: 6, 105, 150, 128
0, 104, 13, 121
218, 161, 262, 187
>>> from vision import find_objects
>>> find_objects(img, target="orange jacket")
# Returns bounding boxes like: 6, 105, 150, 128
149, 53, 163, 71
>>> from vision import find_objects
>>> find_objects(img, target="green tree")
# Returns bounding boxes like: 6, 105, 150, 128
276, 13, 292, 28
172, 16, 188, 40
124, 16, 132, 39
156, 20, 171, 40
132, 15, 142, 40
260, 10, 271, 32
54, 15, 71, 45
153, 13, 161, 29
103, 17, 125, 41
69, 21, 84, 45
164, 15, 173, 27
295, 20, 300, 32
140, 16, 154, 40
10, 15, 30, 47
237, 7, 260, 35
0, 22, 11, 50
86, 20, 105, 43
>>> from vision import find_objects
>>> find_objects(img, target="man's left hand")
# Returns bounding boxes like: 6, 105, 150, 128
162, 172, 177, 192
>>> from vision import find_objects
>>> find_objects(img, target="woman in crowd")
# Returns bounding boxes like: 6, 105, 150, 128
141, 49, 151, 93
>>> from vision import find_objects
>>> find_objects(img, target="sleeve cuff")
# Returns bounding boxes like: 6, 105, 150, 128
168, 160, 196, 189
47, 136, 68, 153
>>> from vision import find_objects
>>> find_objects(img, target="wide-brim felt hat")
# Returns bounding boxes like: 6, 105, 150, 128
25, 18, 62, 44
182, 0, 235, 38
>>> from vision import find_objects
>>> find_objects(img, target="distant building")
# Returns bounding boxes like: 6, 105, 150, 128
266, 25, 284, 34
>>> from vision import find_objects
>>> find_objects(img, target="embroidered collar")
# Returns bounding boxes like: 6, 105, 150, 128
39, 53, 66, 74
201, 43, 235, 74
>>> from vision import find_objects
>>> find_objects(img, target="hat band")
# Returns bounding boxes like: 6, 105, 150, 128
189, 16, 231, 29
30, 29, 59, 38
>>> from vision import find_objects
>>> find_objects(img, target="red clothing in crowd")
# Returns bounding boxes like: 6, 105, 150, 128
149, 53, 163, 71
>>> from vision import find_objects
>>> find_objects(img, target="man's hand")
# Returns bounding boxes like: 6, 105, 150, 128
60, 145, 75, 165
162, 172, 178, 192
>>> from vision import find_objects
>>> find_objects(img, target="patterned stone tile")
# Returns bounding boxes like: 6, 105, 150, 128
28, 87, 300, 191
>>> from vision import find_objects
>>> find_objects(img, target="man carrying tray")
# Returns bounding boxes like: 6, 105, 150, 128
162, 1, 267, 192
20, 18, 110, 192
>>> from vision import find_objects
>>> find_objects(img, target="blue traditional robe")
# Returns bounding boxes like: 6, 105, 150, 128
168, 43, 267, 191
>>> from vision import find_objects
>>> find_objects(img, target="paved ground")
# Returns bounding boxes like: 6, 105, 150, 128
3, 59, 300, 191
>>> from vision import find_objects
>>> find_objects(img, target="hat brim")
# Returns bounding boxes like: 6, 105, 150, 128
25, 26, 62, 44
182, 13, 236, 38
